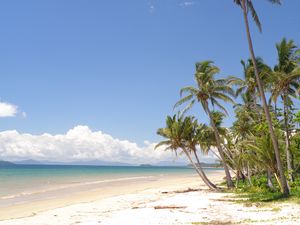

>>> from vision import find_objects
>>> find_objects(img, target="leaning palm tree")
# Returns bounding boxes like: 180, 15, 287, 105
185, 120, 219, 190
174, 61, 234, 188
155, 115, 218, 190
234, 0, 289, 196
270, 38, 300, 181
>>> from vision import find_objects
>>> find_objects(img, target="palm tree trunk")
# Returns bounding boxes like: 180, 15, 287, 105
247, 162, 252, 186
283, 93, 294, 182
267, 169, 274, 190
193, 151, 219, 190
221, 145, 235, 164
206, 107, 234, 188
182, 148, 218, 190
209, 149, 237, 175
235, 170, 241, 188
241, 0, 289, 196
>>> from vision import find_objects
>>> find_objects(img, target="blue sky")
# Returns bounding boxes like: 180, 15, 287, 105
0, 0, 300, 147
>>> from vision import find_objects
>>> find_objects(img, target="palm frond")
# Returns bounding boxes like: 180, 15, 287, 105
180, 100, 196, 116
174, 94, 194, 109
179, 86, 198, 97
155, 140, 171, 150
246, 0, 262, 32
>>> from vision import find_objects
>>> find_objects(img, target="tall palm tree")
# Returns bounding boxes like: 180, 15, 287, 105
228, 58, 271, 121
234, 0, 289, 196
228, 58, 271, 100
155, 115, 218, 190
270, 38, 300, 181
174, 61, 235, 188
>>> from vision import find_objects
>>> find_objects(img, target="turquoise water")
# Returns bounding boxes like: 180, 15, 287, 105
0, 165, 221, 207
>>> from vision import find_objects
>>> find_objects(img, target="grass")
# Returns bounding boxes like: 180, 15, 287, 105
191, 175, 300, 225
191, 215, 300, 225
228, 175, 300, 204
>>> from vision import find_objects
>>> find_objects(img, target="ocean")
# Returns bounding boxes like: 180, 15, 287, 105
0, 165, 221, 208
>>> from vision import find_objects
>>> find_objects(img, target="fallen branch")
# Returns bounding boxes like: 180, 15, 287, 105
154, 205, 187, 210
161, 188, 202, 194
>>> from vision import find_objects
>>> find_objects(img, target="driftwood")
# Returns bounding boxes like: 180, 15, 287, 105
154, 205, 187, 210
161, 188, 202, 194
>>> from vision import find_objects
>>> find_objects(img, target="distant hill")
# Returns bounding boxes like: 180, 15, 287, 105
65, 160, 133, 166
0, 160, 15, 166
153, 161, 188, 167
11, 159, 220, 167
14, 159, 43, 165
139, 164, 153, 167
13, 159, 133, 166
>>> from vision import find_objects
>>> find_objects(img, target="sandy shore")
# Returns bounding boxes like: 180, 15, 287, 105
0, 170, 299, 225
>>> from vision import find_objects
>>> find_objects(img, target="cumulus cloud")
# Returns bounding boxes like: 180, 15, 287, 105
0, 102, 18, 117
0, 126, 182, 164
0, 126, 217, 164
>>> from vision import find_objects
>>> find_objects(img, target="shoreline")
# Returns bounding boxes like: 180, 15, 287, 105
1, 170, 300, 224
0, 171, 211, 221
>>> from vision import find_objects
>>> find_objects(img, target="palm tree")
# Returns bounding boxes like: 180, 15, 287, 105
245, 119, 285, 190
234, 0, 289, 196
185, 120, 219, 190
155, 115, 218, 190
228, 58, 271, 121
270, 38, 300, 181
197, 112, 236, 169
174, 61, 235, 188
228, 58, 271, 100
232, 98, 256, 185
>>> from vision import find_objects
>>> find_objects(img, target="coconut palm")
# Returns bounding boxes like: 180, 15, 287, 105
245, 121, 285, 190
196, 111, 235, 169
228, 58, 271, 121
233, 0, 289, 196
174, 61, 235, 188
228, 58, 271, 100
155, 115, 218, 190
185, 120, 219, 190
232, 100, 256, 185
270, 38, 300, 181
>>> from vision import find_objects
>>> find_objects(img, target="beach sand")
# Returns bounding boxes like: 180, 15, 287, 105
0, 170, 299, 225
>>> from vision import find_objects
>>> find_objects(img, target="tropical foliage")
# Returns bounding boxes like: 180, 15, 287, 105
156, 0, 300, 198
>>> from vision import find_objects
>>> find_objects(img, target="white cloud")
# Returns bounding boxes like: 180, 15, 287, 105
0, 125, 216, 164
21, 112, 27, 118
148, 0, 155, 13
180, 1, 195, 7
0, 125, 182, 164
149, 4, 155, 13
0, 102, 18, 117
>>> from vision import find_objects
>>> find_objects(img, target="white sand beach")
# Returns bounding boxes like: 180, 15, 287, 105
0, 170, 299, 225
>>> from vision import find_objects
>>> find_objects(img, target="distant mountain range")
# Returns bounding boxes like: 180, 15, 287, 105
9, 159, 190, 166
0, 160, 15, 166
12, 159, 133, 166
0, 159, 218, 167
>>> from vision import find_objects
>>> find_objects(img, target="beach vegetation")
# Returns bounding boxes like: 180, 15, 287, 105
155, 115, 219, 190
173, 61, 235, 188
156, 0, 300, 200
